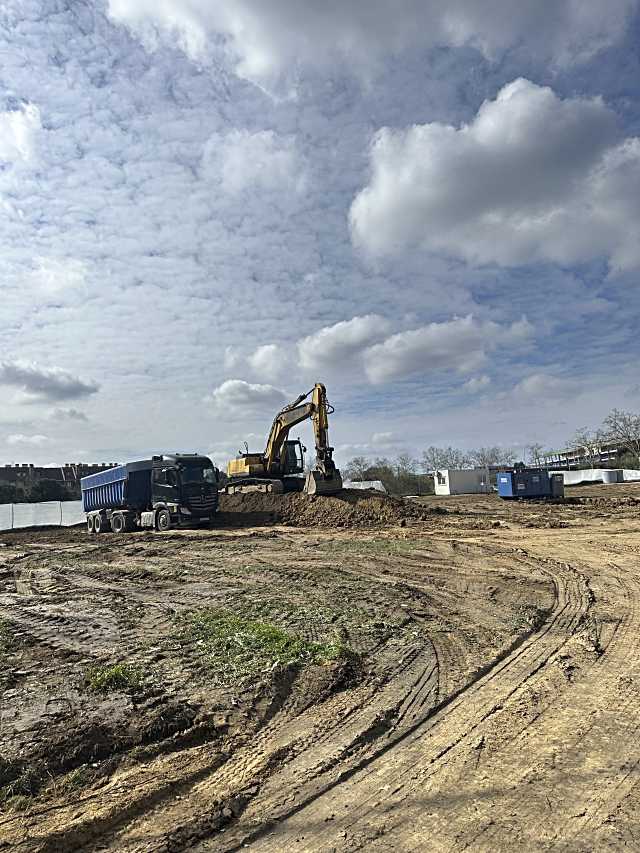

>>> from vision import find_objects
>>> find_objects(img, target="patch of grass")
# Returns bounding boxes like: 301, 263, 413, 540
317, 538, 419, 556
178, 609, 356, 684
84, 662, 142, 693
0, 619, 11, 657
0, 767, 39, 807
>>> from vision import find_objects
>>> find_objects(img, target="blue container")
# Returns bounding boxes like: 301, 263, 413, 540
497, 468, 563, 500
81, 461, 152, 512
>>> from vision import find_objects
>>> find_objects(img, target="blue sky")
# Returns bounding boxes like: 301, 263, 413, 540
1, 0, 639, 467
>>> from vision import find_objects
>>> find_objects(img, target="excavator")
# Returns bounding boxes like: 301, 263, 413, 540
225, 383, 343, 496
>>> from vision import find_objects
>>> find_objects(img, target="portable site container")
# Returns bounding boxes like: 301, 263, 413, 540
497, 468, 564, 500
434, 469, 491, 496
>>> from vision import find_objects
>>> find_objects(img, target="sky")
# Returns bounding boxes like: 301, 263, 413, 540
1, 0, 639, 469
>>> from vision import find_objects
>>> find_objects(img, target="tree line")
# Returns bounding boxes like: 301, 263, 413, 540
343, 407, 640, 496
566, 408, 640, 469
344, 446, 517, 496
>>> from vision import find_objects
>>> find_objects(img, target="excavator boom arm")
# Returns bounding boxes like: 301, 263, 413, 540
264, 402, 314, 468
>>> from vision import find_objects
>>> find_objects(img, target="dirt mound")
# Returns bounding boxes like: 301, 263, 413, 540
218, 488, 427, 527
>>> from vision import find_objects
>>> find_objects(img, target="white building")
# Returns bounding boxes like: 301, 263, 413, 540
434, 468, 491, 496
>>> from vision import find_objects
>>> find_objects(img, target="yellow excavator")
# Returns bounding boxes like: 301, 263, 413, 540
226, 383, 343, 495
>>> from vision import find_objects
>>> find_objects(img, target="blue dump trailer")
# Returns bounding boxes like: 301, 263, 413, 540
81, 453, 219, 533
497, 467, 564, 500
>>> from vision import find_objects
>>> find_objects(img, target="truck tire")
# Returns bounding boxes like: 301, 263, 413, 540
156, 508, 171, 531
94, 514, 104, 534
111, 513, 125, 534
87, 515, 95, 534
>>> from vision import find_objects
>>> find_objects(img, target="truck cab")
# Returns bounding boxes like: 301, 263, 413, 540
149, 454, 219, 530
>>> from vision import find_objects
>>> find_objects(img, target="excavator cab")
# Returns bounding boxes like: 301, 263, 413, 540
282, 439, 305, 475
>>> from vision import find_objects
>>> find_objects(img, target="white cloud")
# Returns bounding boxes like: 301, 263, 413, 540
49, 408, 89, 422
513, 373, 575, 398
364, 315, 531, 384
7, 433, 50, 447
0, 103, 41, 164
248, 344, 285, 382
463, 375, 491, 394
107, 0, 636, 87
0, 362, 99, 402
223, 346, 242, 371
298, 314, 391, 373
29, 257, 87, 297
351, 79, 640, 271
207, 379, 288, 412
372, 431, 395, 446
202, 130, 304, 194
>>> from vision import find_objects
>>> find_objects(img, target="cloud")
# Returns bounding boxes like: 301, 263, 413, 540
0, 362, 99, 402
463, 375, 491, 394
223, 347, 242, 371
351, 79, 640, 271
248, 344, 285, 382
0, 103, 41, 164
7, 433, 50, 447
29, 257, 87, 297
207, 379, 288, 412
49, 408, 89, 422
513, 373, 576, 398
298, 314, 391, 373
107, 0, 636, 87
363, 315, 530, 384
202, 130, 304, 193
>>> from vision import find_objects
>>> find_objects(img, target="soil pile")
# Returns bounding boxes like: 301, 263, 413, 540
218, 488, 427, 527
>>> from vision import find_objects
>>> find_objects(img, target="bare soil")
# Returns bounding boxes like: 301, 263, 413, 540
1, 484, 640, 851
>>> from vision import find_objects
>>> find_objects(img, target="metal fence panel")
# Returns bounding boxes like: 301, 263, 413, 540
61, 501, 86, 526
0, 500, 85, 531
0, 504, 11, 531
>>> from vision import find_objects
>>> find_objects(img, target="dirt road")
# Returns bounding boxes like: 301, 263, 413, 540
2, 486, 640, 851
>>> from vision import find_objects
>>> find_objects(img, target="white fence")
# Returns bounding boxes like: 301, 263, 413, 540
0, 500, 85, 532
555, 469, 640, 486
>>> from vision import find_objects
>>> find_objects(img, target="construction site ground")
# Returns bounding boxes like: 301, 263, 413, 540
2, 483, 640, 851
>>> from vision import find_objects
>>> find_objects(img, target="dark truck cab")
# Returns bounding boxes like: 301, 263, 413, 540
81, 453, 219, 533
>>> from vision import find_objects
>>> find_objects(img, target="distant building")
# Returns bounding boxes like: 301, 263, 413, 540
0, 463, 117, 487
543, 440, 625, 470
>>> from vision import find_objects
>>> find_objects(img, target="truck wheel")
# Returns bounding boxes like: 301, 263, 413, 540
87, 515, 95, 534
94, 514, 104, 534
156, 509, 171, 531
111, 513, 125, 534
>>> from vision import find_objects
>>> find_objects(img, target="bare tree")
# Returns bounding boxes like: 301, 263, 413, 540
421, 446, 471, 471
395, 453, 417, 475
343, 456, 370, 481
600, 409, 640, 462
571, 427, 603, 466
526, 442, 545, 467
468, 446, 515, 468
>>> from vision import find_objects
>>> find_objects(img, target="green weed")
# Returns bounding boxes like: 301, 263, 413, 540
317, 538, 418, 556
0, 619, 11, 657
178, 609, 356, 684
84, 662, 142, 693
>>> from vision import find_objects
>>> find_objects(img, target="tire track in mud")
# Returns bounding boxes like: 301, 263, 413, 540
227, 559, 589, 852
0, 547, 442, 853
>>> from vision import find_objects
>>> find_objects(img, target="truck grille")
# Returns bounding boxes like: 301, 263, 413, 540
184, 485, 218, 516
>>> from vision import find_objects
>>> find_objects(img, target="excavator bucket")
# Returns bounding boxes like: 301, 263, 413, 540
305, 468, 343, 496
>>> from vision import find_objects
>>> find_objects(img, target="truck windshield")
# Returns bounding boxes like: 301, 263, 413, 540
180, 465, 216, 484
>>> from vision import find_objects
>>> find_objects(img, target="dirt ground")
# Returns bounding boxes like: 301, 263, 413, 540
2, 483, 640, 851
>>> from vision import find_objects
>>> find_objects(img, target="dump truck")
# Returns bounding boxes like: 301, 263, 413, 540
226, 383, 343, 495
81, 453, 219, 533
